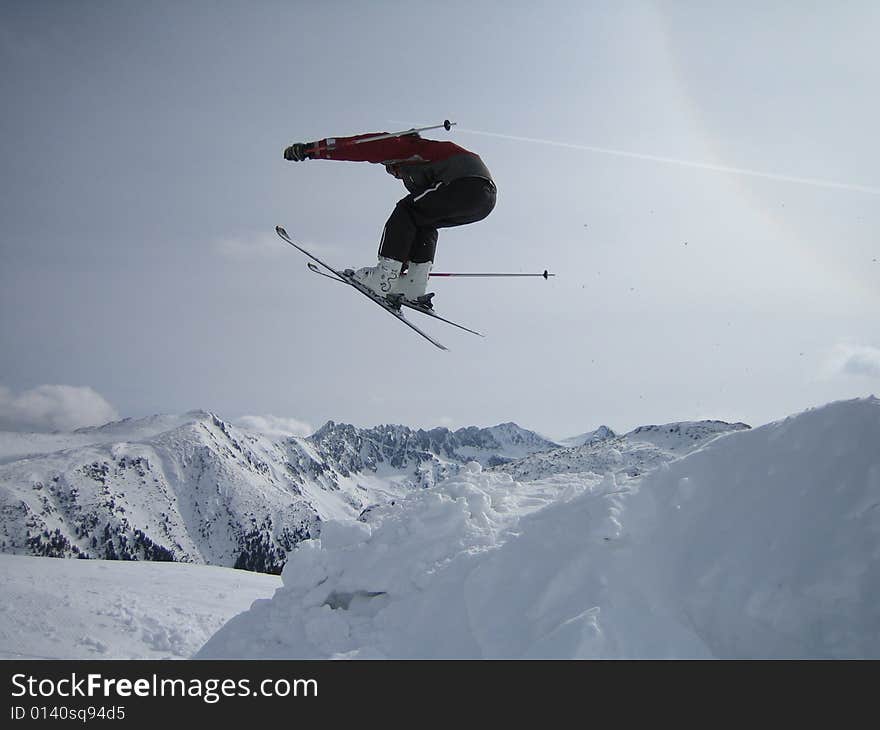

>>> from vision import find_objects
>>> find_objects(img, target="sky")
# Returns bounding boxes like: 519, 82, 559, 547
1, 0, 878, 439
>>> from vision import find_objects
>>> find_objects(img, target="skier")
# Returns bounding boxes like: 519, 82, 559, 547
283, 130, 496, 307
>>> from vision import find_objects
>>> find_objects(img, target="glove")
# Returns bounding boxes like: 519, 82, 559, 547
283, 142, 313, 161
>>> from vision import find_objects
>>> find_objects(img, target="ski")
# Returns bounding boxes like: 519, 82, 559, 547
275, 226, 448, 351
395, 297, 485, 338
307, 262, 484, 337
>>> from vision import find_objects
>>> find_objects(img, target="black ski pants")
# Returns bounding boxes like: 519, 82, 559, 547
378, 177, 496, 264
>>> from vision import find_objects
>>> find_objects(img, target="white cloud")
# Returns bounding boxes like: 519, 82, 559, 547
235, 414, 314, 437
828, 344, 880, 378
0, 385, 119, 432
216, 231, 345, 261
215, 231, 286, 260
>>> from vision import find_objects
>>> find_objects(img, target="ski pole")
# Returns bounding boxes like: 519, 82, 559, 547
353, 120, 455, 145
429, 270, 556, 279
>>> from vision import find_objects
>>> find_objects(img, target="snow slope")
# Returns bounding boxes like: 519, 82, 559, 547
0, 413, 202, 465
197, 397, 880, 659
0, 554, 279, 660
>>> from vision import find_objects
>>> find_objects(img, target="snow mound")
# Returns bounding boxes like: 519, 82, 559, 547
196, 463, 616, 658
631, 397, 880, 658
198, 397, 880, 659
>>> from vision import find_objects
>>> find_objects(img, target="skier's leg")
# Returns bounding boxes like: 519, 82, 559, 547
377, 197, 420, 262
377, 178, 496, 301
408, 228, 438, 264
408, 177, 497, 232
378, 178, 496, 262
390, 227, 436, 304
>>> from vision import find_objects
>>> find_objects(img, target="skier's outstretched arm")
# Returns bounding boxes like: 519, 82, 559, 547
283, 134, 459, 165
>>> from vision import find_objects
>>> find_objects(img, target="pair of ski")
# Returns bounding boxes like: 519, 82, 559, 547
275, 226, 481, 350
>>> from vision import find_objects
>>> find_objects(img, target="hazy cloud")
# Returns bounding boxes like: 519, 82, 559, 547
235, 414, 314, 437
0, 385, 119, 432
215, 231, 286, 260
828, 344, 880, 378
216, 230, 346, 262
839, 345, 880, 378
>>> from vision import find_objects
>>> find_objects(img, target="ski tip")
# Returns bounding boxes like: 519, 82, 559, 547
275, 225, 287, 237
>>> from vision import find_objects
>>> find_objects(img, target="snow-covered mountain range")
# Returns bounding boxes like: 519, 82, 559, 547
497, 419, 750, 481
0, 412, 747, 574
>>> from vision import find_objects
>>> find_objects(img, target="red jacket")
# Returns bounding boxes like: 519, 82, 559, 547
308, 133, 493, 196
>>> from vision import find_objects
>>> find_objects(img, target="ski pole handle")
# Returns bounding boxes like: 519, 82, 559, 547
353, 120, 455, 145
